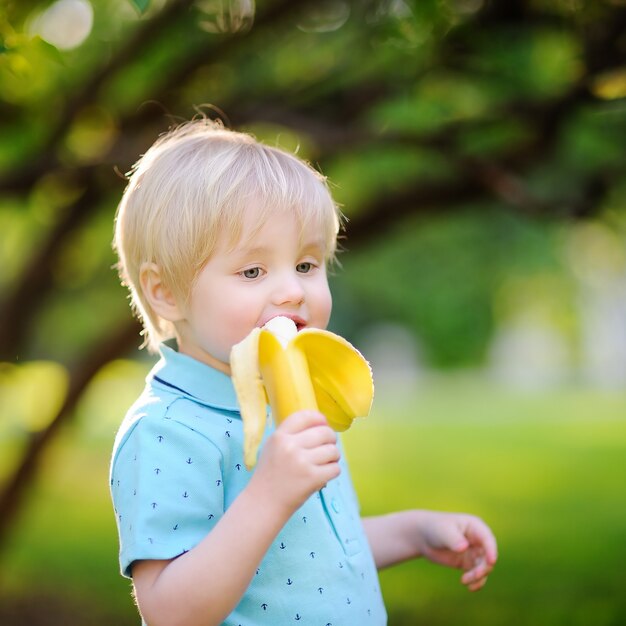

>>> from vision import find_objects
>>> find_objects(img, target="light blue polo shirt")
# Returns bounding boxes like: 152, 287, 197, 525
110, 342, 387, 625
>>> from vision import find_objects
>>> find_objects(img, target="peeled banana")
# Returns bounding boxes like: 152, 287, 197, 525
230, 316, 374, 469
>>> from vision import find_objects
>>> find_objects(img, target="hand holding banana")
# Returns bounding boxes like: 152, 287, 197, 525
230, 316, 374, 469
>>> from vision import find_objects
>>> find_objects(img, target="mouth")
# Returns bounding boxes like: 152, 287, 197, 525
262, 315, 306, 332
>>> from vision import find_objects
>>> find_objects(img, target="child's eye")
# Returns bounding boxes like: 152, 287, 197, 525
241, 267, 262, 279
296, 262, 313, 273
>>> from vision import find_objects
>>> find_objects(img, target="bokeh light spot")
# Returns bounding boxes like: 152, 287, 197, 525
30, 0, 94, 51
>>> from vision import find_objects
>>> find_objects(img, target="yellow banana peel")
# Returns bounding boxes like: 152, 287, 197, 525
230, 316, 374, 469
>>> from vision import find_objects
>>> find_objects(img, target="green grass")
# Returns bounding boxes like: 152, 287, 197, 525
1, 374, 625, 625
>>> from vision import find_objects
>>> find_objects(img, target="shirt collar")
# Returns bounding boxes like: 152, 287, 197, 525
148, 340, 240, 412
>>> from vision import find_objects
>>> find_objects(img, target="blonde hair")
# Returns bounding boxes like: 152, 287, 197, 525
113, 119, 342, 352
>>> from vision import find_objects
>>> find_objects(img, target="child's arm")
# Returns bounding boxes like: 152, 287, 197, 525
362, 510, 497, 592
132, 410, 340, 626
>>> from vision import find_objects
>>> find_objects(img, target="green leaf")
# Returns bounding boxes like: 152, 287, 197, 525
129, 0, 150, 14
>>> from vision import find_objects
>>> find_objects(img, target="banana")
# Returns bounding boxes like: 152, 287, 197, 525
230, 316, 374, 469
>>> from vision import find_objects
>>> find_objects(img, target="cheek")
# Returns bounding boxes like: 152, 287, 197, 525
218, 292, 263, 340
315, 283, 333, 327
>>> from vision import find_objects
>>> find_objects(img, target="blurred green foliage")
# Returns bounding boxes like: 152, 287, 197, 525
1, 0, 625, 364
330, 205, 581, 367
1, 0, 626, 622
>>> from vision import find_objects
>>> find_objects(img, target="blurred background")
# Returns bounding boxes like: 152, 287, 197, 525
1, 0, 626, 623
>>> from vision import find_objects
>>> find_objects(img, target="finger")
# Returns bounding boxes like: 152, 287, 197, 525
307, 443, 341, 466
466, 576, 488, 592
461, 556, 490, 584
315, 460, 341, 485
427, 516, 470, 555
461, 553, 493, 585
278, 410, 328, 434
466, 518, 498, 565
296, 424, 337, 449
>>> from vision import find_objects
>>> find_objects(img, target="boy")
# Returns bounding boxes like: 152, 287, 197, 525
110, 120, 497, 625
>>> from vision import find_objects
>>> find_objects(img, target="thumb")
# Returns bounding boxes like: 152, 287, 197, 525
451, 536, 470, 553
443, 525, 469, 553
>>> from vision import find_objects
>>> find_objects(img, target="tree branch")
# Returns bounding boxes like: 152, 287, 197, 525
0, 0, 197, 192
0, 316, 142, 551
0, 172, 104, 360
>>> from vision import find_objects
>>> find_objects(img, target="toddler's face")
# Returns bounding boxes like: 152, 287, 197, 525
175, 207, 332, 374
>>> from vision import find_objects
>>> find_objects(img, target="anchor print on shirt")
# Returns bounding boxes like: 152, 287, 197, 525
126, 407, 381, 620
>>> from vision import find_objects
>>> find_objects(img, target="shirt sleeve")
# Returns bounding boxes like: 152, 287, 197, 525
111, 413, 225, 578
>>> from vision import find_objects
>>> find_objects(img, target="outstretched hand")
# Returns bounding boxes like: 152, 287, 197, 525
416, 511, 498, 591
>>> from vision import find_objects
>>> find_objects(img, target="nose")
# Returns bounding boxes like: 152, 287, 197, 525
271, 270, 305, 306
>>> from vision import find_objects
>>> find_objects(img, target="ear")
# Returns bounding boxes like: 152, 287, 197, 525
139, 262, 184, 322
